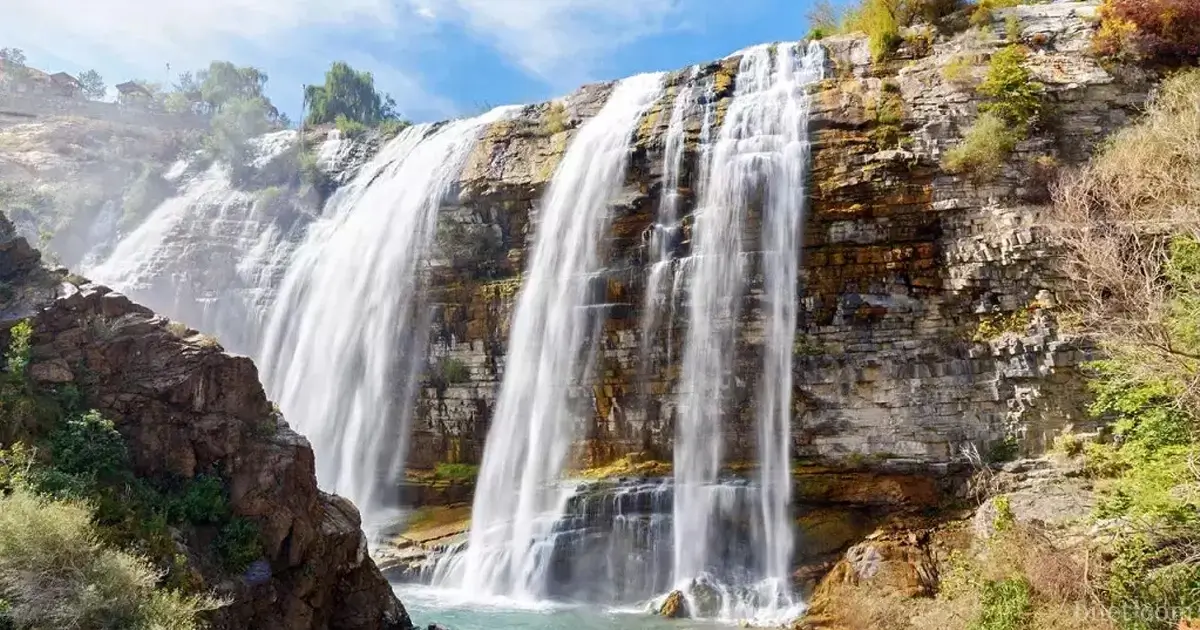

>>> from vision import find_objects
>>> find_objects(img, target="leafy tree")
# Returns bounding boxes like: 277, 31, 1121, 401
0, 48, 28, 88
304, 61, 402, 126
197, 61, 268, 113
0, 48, 26, 66
206, 95, 274, 161
76, 69, 105, 100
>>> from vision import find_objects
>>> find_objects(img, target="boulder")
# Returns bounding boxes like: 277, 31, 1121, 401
657, 590, 689, 619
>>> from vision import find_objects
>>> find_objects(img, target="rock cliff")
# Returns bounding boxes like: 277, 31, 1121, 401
0, 211, 410, 630
411, 1, 1146, 471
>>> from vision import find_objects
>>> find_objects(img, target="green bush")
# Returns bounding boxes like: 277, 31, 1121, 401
4, 320, 31, 382
540, 102, 568, 136
943, 112, 1018, 177
845, 0, 903, 61
216, 517, 262, 573
334, 114, 370, 139
0, 488, 217, 629
437, 357, 471, 384
50, 410, 128, 481
170, 474, 230, 525
978, 46, 1044, 130
971, 577, 1032, 630
378, 118, 412, 141
433, 462, 479, 482
970, 0, 1023, 28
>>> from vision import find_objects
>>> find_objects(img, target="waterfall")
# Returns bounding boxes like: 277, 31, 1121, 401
433, 72, 665, 600
672, 41, 825, 622
639, 71, 696, 392
86, 130, 310, 355
258, 107, 515, 533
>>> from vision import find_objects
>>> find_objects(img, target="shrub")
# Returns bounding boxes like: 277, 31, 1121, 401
3, 320, 32, 382
334, 114, 369, 139
170, 474, 230, 525
433, 462, 479, 482
378, 118, 412, 141
0, 488, 217, 629
540, 101, 567, 136
971, 577, 1032, 630
1005, 14, 1021, 42
943, 112, 1018, 177
970, 0, 1023, 28
216, 517, 262, 573
944, 46, 1043, 178
50, 410, 128, 482
1093, 0, 1200, 63
867, 84, 906, 149
978, 46, 1043, 129
845, 0, 904, 61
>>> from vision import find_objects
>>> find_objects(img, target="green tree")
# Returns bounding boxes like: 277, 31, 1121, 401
0, 48, 26, 66
304, 61, 401, 126
76, 69, 105, 100
198, 61, 268, 113
0, 48, 29, 88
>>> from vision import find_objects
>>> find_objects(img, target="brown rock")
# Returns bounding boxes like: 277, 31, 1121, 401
658, 590, 689, 619
1, 213, 412, 630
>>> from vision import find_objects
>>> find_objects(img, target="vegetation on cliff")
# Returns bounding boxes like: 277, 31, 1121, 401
0, 317, 261, 628
303, 61, 410, 139
1050, 67, 1200, 629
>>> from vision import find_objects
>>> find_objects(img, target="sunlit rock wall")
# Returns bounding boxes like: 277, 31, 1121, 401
407, 1, 1147, 469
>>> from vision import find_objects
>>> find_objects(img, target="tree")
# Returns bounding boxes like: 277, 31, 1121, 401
0, 47, 26, 66
304, 61, 400, 127
77, 69, 105, 100
197, 61, 269, 113
0, 47, 29, 88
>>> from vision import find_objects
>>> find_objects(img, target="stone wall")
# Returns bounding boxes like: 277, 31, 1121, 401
405, 2, 1148, 470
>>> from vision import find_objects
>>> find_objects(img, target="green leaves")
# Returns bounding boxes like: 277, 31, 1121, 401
978, 46, 1045, 131
305, 61, 404, 128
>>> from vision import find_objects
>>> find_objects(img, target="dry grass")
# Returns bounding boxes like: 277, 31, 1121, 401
804, 522, 1113, 630
1049, 69, 1200, 401
575, 453, 672, 479
0, 488, 220, 629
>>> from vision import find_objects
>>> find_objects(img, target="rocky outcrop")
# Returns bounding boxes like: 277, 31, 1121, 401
0, 211, 410, 630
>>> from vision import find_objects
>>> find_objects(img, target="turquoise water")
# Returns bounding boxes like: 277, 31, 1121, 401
396, 585, 735, 630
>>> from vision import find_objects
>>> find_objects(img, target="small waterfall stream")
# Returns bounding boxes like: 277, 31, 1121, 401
433, 72, 666, 600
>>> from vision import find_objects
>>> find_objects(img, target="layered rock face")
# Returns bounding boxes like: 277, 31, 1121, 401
0, 212, 410, 630
410, 1, 1145, 470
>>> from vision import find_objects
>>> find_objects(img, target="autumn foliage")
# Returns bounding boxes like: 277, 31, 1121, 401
1094, 0, 1200, 63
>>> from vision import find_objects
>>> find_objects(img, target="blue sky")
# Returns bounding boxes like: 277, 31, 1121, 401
0, 0, 841, 123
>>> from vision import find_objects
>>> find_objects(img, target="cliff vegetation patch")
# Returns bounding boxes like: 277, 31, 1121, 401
0, 318, 265, 628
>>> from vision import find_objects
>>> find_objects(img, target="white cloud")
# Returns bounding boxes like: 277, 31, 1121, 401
0, 0, 696, 119
0, 0, 455, 118
412, 0, 685, 85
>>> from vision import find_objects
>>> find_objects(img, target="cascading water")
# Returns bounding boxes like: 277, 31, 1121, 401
86, 130, 314, 355
258, 107, 515, 533
639, 71, 697, 378
672, 41, 825, 623
432, 73, 666, 600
